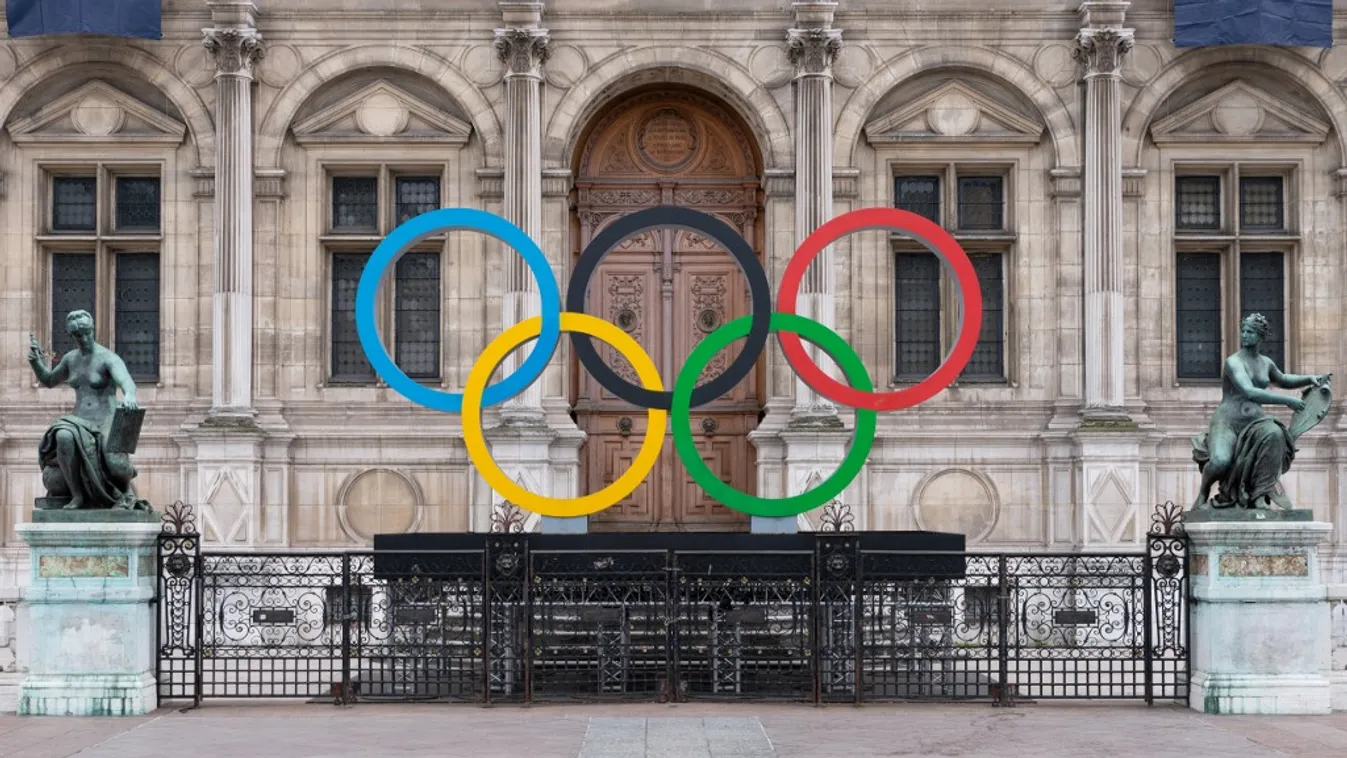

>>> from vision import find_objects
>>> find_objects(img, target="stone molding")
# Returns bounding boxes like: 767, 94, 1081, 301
832, 168, 860, 200
1049, 167, 1082, 198
1122, 168, 1146, 198
254, 169, 287, 199
541, 168, 571, 198
202, 27, 265, 78
476, 167, 504, 199
763, 169, 794, 198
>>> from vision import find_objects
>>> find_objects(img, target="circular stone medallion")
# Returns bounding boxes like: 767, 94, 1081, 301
71, 93, 125, 137
636, 107, 699, 170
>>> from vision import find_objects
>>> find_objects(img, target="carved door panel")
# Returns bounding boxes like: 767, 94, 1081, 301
572, 91, 761, 533
573, 250, 663, 528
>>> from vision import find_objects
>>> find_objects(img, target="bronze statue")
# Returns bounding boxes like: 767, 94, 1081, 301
26, 310, 150, 511
1191, 313, 1333, 511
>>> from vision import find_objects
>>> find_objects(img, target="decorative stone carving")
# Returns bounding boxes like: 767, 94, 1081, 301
1149, 80, 1331, 146
202, 27, 264, 77
257, 44, 301, 89
338, 469, 421, 543
749, 45, 794, 89
543, 44, 586, 89
291, 80, 472, 146
914, 469, 999, 543
5, 80, 186, 145
636, 107, 699, 170
1072, 28, 1133, 77
786, 27, 842, 77
864, 80, 1044, 147
493, 27, 549, 77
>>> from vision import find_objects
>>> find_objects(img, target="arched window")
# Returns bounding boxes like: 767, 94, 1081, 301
1149, 77, 1331, 379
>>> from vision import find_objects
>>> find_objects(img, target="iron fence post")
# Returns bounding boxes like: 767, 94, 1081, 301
483, 540, 495, 705
810, 536, 820, 705
1143, 537, 1155, 705
340, 553, 352, 704
995, 554, 1010, 707
853, 540, 863, 705
193, 540, 204, 709
524, 538, 534, 705
666, 549, 679, 703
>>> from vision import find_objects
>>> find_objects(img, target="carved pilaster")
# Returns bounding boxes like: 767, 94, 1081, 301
203, 9, 263, 418
1074, 2, 1134, 420
493, 27, 550, 79
1071, 27, 1133, 78
786, 27, 842, 78
201, 27, 264, 79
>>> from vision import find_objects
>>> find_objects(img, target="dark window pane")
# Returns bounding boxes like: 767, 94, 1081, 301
1240, 252, 1285, 370
114, 177, 161, 232
1176, 176, 1221, 231
1176, 253, 1222, 379
895, 175, 941, 224
395, 177, 441, 225
395, 252, 441, 380
894, 252, 942, 380
50, 254, 97, 355
332, 177, 378, 232
114, 253, 160, 380
962, 254, 1004, 380
52, 177, 97, 232
1239, 177, 1284, 232
957, 176, 1004, 231
332, 253, 375, 381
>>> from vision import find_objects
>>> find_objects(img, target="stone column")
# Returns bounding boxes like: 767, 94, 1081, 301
202, 1, 263, 419
1073, 2, 1132, 421
785, 2, 843, 427
493, 2, 549, 426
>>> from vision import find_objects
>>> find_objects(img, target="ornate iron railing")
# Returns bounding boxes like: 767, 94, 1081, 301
155, 503, 1188, 706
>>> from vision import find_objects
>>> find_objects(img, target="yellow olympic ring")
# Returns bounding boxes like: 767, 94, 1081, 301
462, 313, 668, 518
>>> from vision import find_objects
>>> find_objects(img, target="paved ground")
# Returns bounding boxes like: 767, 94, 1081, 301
2, 702, 1347, 758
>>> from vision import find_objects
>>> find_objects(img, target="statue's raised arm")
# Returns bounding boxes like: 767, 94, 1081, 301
1190, 313, 1334, 513
31, 310, 150, 513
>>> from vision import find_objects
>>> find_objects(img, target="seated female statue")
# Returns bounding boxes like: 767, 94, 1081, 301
27, 310, 148, 511
1191, 313, 1331, 510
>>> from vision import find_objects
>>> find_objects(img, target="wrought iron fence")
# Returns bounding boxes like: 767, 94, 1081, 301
155, 502, 1188, 706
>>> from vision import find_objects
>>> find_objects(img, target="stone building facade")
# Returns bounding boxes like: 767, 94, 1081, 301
1, 0, 1347, 692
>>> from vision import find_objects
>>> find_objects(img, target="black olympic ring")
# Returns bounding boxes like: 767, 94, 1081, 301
566, 206, 772, 410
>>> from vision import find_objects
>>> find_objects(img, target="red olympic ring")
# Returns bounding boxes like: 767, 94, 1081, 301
776, 207, 983, 412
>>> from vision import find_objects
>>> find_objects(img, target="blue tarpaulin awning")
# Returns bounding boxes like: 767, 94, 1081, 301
1174, 0, 1334, 48
6, 0, 162, 40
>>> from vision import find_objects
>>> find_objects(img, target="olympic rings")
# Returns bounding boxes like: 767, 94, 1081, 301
462, 313, 668, 518
567, 206, 772, 410
359, 204, 981, 520
776, 208, 983, 412
355, 208, 562, 413
673, 313, 877, 518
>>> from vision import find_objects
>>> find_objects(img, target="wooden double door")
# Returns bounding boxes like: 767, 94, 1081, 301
571, 91, 763, 532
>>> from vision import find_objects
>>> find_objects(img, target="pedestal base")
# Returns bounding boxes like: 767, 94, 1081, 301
19, 672, 156, 716
1190, 672, 1332, 716
1186, 520, 1334, 715
15, 521, 159, 717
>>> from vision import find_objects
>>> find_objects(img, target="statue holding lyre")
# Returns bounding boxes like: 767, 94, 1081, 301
26, 310, 150, 511
1191, 313, 1334, 512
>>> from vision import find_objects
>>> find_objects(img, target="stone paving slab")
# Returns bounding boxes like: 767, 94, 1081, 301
0, 702, 1344, 758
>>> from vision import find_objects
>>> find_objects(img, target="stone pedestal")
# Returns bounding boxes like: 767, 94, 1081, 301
15, 518, 159, 716
1187, 518, 1334, 715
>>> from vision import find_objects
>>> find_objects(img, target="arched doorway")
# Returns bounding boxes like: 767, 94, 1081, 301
571, 87, 764, 532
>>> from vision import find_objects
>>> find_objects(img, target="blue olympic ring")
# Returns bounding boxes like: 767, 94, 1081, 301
354, 208, 562, 412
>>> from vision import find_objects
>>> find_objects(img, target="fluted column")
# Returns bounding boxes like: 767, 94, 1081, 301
202, 2, 263, 418
1073, 2, 1133, 420
493, 6, 549, 426
786, 2, 842, 428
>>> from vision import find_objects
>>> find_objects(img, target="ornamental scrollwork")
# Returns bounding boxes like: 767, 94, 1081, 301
202, 27, 265, 77
493, 28, 550, 77
1072, 28, 1134, 77
786, 28, 842, 77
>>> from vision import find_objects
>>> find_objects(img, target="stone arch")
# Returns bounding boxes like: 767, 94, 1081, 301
1123, 46, 1347, 165
0, 42, 214, 165
256, 45, 502, 169
836, 46, 1078, 168
544, 46, 792, 171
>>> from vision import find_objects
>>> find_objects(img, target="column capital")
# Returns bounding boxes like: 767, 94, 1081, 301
202, 26, 264, 78
1073, 26, 1134, 78
494, 27, 550, 78
787, 27, 843, 78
